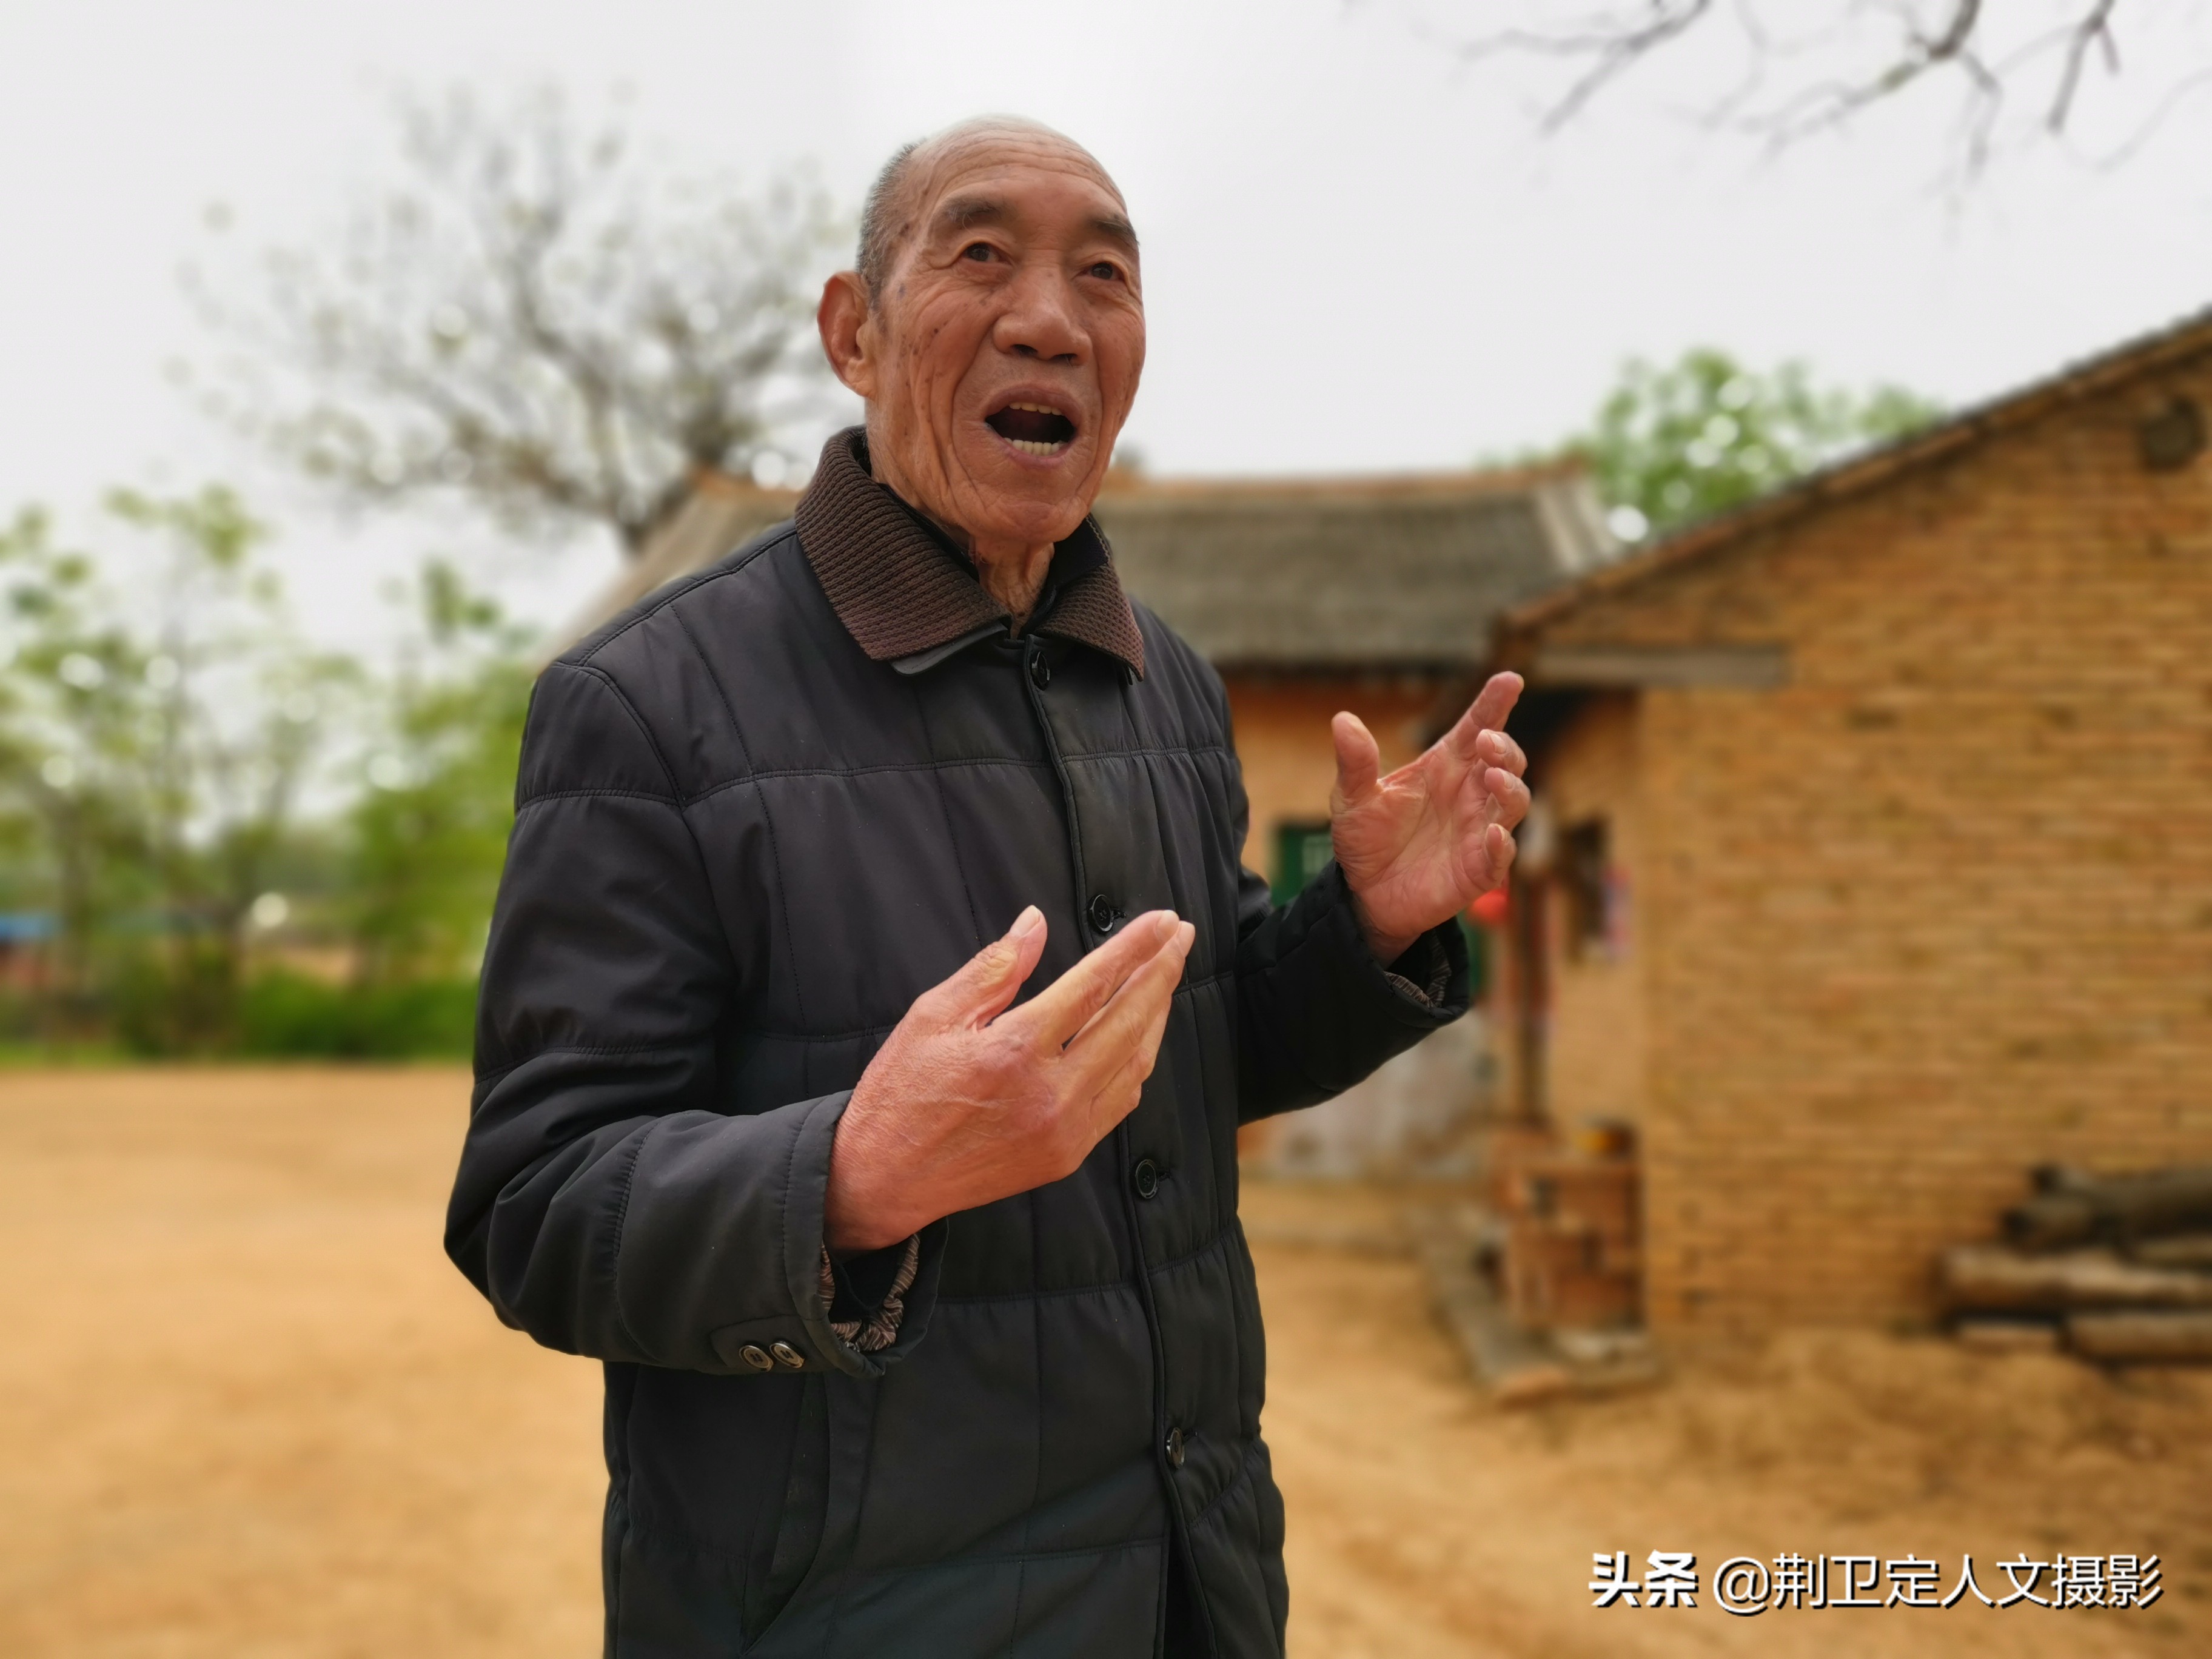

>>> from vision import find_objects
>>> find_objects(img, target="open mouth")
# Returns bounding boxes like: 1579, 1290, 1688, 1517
985, 401, 1078, 458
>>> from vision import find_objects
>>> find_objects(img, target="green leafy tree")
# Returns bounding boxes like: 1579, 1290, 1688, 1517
0, 489, 350, 1047
0, 508, 158, 1019
1578, 350, 1942, 538
235, 562, 529, 1061
344, 560, 532, 987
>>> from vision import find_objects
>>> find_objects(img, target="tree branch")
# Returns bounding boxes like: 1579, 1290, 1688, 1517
1426, 0, 2187, 185
2049, 0, 2120, 131
192, 85, 842, 558
1457, 1, 1715, 132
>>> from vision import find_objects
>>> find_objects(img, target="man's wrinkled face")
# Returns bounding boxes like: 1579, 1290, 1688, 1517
837, 128, 1144, 546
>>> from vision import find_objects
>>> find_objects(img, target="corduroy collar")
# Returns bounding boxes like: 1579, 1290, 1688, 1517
793, 428, 1145, 679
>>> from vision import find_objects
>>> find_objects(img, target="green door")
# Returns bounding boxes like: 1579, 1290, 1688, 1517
1271, 821, 1335, 903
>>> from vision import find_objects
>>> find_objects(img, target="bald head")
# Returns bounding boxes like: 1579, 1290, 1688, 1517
857, 117, 1131, 301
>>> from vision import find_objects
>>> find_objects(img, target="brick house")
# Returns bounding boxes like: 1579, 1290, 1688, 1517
1093, 466, 1614, 898
578, 455, 1620, 1171
1487, 309, 2212, 1334
1099, 466, 1618, 1173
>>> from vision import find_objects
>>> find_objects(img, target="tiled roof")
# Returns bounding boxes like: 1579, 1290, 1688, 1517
564, 458, 1618, 670
1094, 465, 1615, 669
580, 469, 801, 628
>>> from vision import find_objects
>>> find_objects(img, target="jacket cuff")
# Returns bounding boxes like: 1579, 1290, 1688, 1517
761, 1091, 945, 1379
1382, 929, 1456, 1007
819, 1235, 920, 1352
689, 1090, 947, 1379
1304, 861, 1470, 1030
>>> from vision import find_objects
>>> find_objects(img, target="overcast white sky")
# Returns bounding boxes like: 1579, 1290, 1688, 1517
4, 0, 2210, 648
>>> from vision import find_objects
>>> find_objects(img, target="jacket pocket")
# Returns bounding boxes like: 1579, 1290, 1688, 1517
745, 1372, 830, 1644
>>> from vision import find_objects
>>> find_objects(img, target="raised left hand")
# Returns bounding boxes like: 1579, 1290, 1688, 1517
1329, 671, 1530, 965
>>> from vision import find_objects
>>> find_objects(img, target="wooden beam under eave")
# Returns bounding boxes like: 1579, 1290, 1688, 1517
1529, 643, 1791, 689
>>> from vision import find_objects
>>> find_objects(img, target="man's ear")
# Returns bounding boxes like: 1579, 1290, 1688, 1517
817, 270, 877, 400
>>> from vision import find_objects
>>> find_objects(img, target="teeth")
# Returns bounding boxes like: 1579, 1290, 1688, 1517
1007, 401, 1062, 415
1009, 438, 1068, 457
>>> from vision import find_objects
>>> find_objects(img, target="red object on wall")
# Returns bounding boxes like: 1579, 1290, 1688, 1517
1469, 887, 1510, 926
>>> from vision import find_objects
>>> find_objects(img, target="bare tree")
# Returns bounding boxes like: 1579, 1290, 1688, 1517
187, 87, 846, 558
1420, 1, 2212, 184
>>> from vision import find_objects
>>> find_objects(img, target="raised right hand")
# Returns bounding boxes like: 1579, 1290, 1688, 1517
824, 905, 1195, 1253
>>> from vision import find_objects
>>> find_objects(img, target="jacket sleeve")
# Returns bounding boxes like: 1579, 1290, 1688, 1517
1216, 700, 1469, 1125
443, 660, 943, 1379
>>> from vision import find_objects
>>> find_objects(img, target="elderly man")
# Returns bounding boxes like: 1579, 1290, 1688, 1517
446, 117, 1528, 1657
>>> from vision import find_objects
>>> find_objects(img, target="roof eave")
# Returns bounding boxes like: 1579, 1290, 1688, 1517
1210, 656, 1481, 677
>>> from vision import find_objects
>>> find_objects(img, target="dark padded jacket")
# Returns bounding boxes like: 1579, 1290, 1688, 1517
445, 432, 1467, 1657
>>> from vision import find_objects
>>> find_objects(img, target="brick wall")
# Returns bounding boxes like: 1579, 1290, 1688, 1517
1222, 675, 1442, 874
1529, 695, 1651, 1141
1526, 354, 2212, 1332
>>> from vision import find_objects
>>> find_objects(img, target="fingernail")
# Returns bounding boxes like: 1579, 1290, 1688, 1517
1010, 905, 1044, 939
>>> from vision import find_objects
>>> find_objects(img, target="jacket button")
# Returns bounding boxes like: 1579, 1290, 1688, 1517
739, 1344, 774, 1372
771, 1342, 805, 1369
1164, 1426, 1187, 1469
1131, 1157, 1160, 1201
1028, 652, 1052, 690
1088, 893, 1116, 933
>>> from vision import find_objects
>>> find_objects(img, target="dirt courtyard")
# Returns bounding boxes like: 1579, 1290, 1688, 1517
1, 1068, 2206, 1657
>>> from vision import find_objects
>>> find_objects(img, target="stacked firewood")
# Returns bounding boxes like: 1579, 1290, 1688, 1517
1941, 1165, 2212, 1361
1490, 1137, 1640, 1332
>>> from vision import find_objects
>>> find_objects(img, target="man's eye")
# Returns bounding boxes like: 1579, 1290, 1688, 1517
962, 243, 995, 263
1087, 262, 1121, 281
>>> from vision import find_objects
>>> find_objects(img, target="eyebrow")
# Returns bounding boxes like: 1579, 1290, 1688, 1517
1090, 213, 1141, 255
937, 193, 1007, 233
933, 193, 1142, 255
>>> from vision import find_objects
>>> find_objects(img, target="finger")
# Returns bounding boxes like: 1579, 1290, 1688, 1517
1059, 921, 1193, 1096
1005, 909, 1179, 1050
922, 905, 1048, 1028
1433, 673, 1524, 769
1330, 712, 1382, 811
1065, 954, 1183, 1122
1482, 822, 1517, 886
1466, 671, 1524, 735
1083, 1029, 1162, 1144
1476, 726, 1527, 779
1481, 766, 1531, 828
1434, 698, 1486, 768
1106, 931, 1181, 1090
1437, 677, 1520, 766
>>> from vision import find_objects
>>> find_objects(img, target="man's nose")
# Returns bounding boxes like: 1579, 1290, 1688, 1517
992, 265, 1087, 366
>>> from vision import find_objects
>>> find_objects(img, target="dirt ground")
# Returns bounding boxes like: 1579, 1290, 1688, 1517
1, 1070, 2205, 1657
